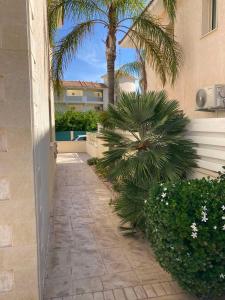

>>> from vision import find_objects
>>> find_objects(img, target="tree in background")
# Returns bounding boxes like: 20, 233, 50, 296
48, 0, 180, 104
55, 110, 100, 132
116, 50, 147, 93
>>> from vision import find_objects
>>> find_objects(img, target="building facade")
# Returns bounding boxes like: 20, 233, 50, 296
55, 81, 109, 112
121, 0, 225, 119
0, 0, 55, 299
55, 75, 136, 113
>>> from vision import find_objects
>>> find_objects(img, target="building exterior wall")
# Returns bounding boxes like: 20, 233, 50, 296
120, 0, 225, 177
143, 0, 225, 119
118, 77, 136, 93
0, 0, 55, 299
55, 86, 106, 112
57, 141, 86, 153
86, 132, 108, 158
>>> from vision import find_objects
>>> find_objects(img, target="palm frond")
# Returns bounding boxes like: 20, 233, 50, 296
51, 21, 95, 92
163, 0, 177, 22
100, 92, 198, 187
125, 12, 182, 85
48, 0, 106, 45
117, 61, 142, 79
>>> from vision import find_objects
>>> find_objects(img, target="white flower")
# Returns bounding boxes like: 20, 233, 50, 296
163, 187, 167, 191
220, 274, 225, 279
222, 216, 225, 220
202, 206, 207, 211
222, 225, 225, 231
161, 192, 167, 198
166, 202, 169, 206
191, 232, 198, 239
188, 182, 191, 185
201, 211, 208, 223
213, 226, 217, 230
160, 183, 163, 186
191, 223, 198, 232
144, 200, 147, 204
222, 205, 225, 211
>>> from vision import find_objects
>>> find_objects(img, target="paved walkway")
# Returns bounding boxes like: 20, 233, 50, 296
44, 153, 194, 300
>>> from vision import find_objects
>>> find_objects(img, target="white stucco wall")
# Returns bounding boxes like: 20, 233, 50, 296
0, 0, 55, 299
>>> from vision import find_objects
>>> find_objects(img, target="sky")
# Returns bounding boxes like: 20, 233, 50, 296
56, 19, 137, 83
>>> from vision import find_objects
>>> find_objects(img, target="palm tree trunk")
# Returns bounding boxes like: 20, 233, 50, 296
106, 5, 117, 105
142, 62, 147, 93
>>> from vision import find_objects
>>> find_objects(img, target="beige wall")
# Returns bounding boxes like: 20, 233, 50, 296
118, 77, 136, 93
0, 0, 55, 299
147, 0, 225, 118
86, 132, 108, 158
121, 0, 225, 119
57, 141, 86, 153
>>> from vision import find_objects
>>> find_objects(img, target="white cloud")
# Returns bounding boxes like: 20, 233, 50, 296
77, 47, 106, 69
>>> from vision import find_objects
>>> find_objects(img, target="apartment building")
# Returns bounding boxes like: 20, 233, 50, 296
55, 81, 108, 112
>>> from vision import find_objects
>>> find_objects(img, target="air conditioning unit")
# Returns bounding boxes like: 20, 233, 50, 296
196, 85, 225, 110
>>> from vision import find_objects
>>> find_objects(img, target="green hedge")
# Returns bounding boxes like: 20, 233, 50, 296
55, 110, 100, 132
146, 175, 225, 300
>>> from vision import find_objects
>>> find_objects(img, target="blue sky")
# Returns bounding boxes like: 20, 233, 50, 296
56, 20, 136, 83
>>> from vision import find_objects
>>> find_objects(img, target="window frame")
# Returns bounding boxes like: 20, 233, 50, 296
202, 0, 218, 37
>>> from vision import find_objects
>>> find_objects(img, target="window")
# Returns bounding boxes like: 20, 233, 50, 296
93, 91, 103, 98
66, 89, 83, 96
202, 0, 217, 35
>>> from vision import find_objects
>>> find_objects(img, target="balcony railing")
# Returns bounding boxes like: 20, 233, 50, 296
64, 96, 103, 103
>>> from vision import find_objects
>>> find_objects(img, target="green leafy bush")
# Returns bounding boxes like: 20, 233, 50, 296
115, 180, 147, 231
87, 157, 110, 179
87, 157, 99, 166
146, 175, 225, 300
55, 110, 100, 132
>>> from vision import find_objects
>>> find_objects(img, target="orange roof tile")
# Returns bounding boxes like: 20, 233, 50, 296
62, 81, 107, 89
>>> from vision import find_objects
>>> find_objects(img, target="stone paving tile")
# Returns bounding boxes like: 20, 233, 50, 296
134, 286, 148, 299
44, 275, 72, 298
44, 153, 195, 300
124, 287, 138, 299
103, 290, 115, 300
113, 288, 127, 300
101, 271, 140, 290
93, 292, 104, 300
72, 277, 103, 295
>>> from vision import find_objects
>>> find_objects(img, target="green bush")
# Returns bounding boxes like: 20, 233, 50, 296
114, 180, 147, 231
87, 157, 110, 179
55, 110, 100, 132
87, 157, 99, 166
146, 175, 225, 300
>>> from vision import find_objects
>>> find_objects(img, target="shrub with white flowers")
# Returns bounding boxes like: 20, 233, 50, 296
145, 174, 225, 300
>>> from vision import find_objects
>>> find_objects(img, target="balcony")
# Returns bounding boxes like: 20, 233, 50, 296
64, 95, 103, 104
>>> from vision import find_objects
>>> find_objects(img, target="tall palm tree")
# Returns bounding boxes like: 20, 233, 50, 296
116, 50, 147, 93
48, 0, 181, 104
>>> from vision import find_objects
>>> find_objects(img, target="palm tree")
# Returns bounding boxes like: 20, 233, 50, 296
100, 92, 198, 187
99, 91, 198, 229
48, 0, 181, 104
116, 50, 147, 93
